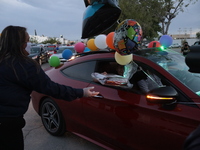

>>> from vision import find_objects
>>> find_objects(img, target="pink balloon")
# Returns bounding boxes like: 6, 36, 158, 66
74, 42, 85, 53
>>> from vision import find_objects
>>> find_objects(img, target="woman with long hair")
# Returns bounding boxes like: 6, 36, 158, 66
0, 25, 99, 150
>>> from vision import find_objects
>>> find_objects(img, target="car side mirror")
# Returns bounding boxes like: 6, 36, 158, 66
146, 86, 178, 104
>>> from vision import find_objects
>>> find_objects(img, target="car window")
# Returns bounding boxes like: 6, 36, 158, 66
194, 41, 200, 45
131, 61, 197, 107
61, 61, 96, 82
30, 47, 40, 53
138, 49, 200, 96
93, 60, 136, 89
46, 47, 55, 51
95, 60, 120, 74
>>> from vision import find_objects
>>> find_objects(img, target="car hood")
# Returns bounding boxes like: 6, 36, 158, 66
51, 53, 62, 58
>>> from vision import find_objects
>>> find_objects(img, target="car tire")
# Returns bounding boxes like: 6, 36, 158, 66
40, 98, 66, 136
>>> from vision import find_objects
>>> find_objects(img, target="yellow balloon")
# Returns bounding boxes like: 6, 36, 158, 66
87, 39, 98, 51
115, 52, 133, 65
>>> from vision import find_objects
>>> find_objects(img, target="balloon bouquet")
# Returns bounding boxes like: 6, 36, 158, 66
49, 0, 172, 68
113, 19, 142, 65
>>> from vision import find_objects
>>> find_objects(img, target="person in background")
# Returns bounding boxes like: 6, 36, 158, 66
0, 25, 99, 150
181, 42, 190, 56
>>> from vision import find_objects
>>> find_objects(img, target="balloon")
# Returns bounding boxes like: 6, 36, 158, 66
106, 32, 115, 50
148, 41, 161, 48
87, 39, 98, 51
84, 47, 91, 52
159, 35, 173, 48
114, 52, 133, 65
94, 34, 107, 49
114, 19, 142, 55
62, 49, 73, 60
74, 42, 85, 53
49, 56, 60, 67
82, 0, 121, 38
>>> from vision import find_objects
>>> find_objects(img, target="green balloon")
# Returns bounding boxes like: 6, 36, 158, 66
49, 56, 60, 67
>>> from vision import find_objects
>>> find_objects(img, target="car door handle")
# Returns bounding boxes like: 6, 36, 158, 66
93, 95, 103, 98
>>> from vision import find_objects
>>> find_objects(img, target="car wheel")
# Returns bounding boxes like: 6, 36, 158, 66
40, 98, 66, 136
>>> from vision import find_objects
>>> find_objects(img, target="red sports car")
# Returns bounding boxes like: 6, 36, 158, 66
31, 48, 200, 150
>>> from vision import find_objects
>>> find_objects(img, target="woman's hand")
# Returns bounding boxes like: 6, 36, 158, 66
83, 87, 99, 97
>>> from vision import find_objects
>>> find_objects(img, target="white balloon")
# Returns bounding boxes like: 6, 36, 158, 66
94, 34, 108, 49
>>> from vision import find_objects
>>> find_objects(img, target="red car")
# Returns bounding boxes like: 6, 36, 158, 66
31, 48, 200, 150
45, 45, 56, 56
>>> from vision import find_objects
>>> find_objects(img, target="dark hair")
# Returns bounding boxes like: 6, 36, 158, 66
0, 25, 28, 61
0, 25, 39, 78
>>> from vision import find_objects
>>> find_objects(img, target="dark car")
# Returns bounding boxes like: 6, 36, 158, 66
28, 46, 50, 65
193, 41, 200, 46
31, 48, 200, 150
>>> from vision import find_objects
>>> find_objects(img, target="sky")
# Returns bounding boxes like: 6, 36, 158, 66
0, 0, 200, 41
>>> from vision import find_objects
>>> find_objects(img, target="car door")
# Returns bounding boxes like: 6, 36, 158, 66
83, 65, 200, 150
59, 60, 97, 134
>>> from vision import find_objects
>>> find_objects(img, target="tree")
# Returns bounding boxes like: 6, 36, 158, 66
103, 0, 198, 39
117, 0, 162, 39
196, 31, 200, 39
30, 36, 39, 44
158, 0, 198, 35
42, 37, 59, 44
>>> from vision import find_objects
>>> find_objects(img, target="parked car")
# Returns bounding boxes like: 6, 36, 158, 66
45, 44, 56, 56
50, 46, 77, 62
31, 48, 200, 150
169, 43, 181, 48
193, 41, 200, 46
28, 46, 50, 65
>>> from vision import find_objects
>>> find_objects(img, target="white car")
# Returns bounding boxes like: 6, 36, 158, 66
169, 43, 181, 48
50, 46, 77, 62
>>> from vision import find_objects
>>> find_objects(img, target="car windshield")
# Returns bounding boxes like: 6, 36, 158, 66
46, 47, 55, 51
57, 47, 76, 53
139, 49, 200, 96
30, 47, 40, 54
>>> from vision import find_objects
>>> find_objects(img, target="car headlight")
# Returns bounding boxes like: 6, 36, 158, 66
32, 56, 38, 59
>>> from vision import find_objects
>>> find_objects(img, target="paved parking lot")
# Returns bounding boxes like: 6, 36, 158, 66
23, 101, 105, 150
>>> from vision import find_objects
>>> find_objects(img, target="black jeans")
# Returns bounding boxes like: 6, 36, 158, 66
0, 117, 25, 150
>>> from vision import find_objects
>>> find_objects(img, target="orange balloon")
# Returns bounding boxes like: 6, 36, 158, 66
106, 32, 115, 50
87, 39, 98, 51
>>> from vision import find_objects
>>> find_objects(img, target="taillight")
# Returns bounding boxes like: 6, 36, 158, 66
54, 50, 57, 54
